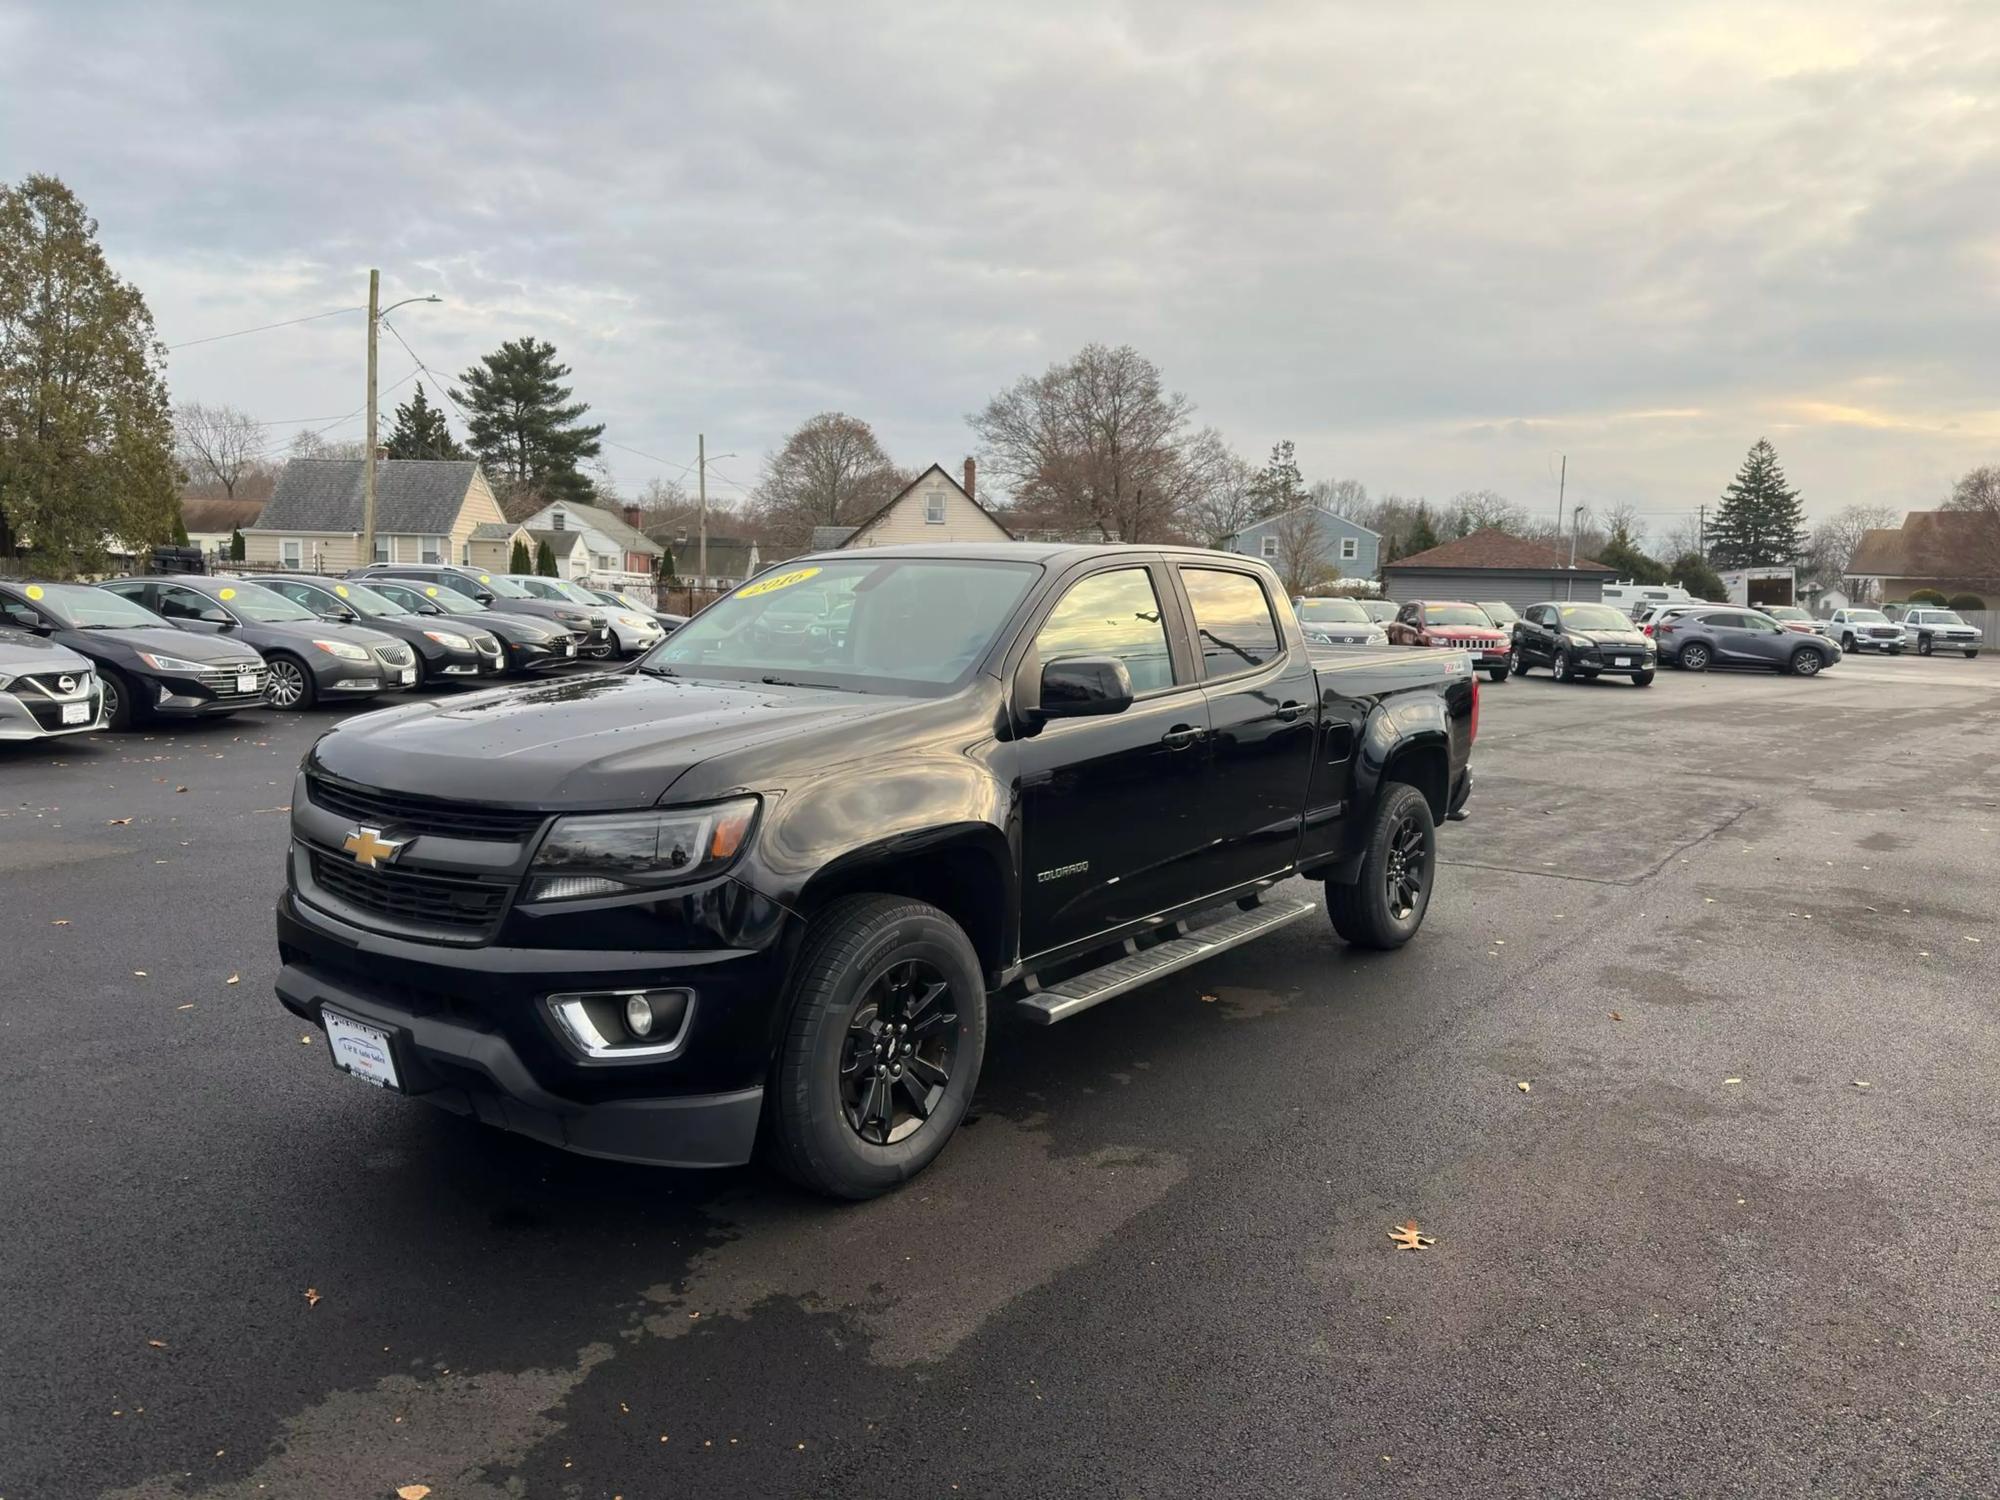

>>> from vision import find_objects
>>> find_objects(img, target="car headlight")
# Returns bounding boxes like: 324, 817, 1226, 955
555, 610, 587, 623
423, 629, 472, 650
526, 797, 759, 901
311, 638, 372, 662
618, 613, 653, 629
136, 651, 218, 673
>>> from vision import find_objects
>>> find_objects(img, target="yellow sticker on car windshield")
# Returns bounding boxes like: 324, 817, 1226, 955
479, 575, 491, 584
426, 586, 440, 597
25, 584, 44, 600
218, 588, 236, 600
737, 566, 822, 599
334, 585, 350, 598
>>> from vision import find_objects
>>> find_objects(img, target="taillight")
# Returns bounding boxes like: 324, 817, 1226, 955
1641, 624, 1654, 636
1469, 671, 1481, 744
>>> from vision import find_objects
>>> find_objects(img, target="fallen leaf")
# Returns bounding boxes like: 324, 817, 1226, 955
51, 919, 70, 926
225, 973, 240, 985
134, 971, 148, 978
1387, 1220, 1435, 1251
176, 1004, 195, 1012
1853, 1080, 1872, 1089
1862, 905, 1878, 913
1516, 1081, 1532, 1093
1609, 1011, 1624, 1022
304, 1287, 321, 1307
108, 817, 133, 826
147, 1339, 168, 1348
1704, 897, 1716, 904
174, 786, 188, 794
1965, 936, 1982, 944
1723, 1077, 1743, 1085
1199, 993, 1217, 1003
397, 1487, 431, 1500
299, 1034, 314, 1045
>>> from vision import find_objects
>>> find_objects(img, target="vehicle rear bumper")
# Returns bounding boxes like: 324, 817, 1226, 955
275, 958, 765, 1168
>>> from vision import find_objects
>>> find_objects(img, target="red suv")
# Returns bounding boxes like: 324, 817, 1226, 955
1388, 600, 1513, 682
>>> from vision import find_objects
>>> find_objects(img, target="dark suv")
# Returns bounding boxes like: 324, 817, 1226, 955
1510, 601, 1657, 686
1655, 606, 1841, 676
349, 564, 613, 654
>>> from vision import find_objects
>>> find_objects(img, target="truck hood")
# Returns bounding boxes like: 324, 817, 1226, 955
309, 670, 905, 808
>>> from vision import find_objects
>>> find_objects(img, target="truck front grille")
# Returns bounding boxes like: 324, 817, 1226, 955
307, 847, 510, 934
304, 771, 548, 842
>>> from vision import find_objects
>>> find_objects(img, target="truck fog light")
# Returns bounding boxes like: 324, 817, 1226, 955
625, 994, 655, 1038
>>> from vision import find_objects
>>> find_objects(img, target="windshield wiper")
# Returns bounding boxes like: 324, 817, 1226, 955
759, 674, 845, 690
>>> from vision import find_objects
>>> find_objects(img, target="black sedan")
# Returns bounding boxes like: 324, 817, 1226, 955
347, 564, 613, 653
358, 577, 584, 674
249, 575, 501, 685
98, 576, 413, 711
1511, 601, 1658, 685
1654, 606, 1841, 676
0, 579, 268, 730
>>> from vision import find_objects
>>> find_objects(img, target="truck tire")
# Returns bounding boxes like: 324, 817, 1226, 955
1965, 649, 1980, 659
1327, 782, 1435, 951
1918, 634, 1933, 656
763, 894, 986, 1199
1841, 633, 1856, 652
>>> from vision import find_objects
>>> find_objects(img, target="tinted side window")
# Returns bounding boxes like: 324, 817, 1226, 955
1703, 612, 1743, 628
1181, 568, 1282, 676
154, 585, 210, 619
1034, 567, 1176, 695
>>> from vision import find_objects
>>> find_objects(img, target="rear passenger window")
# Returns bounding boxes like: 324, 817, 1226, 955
1034, 567, 1176, 695
1181, 568, 1282, 677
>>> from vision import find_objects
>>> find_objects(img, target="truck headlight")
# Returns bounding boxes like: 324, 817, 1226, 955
526, 796, 759, 901
311, 638, 371, 662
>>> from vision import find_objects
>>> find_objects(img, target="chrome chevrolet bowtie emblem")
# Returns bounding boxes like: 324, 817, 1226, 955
342, 827, 405, 868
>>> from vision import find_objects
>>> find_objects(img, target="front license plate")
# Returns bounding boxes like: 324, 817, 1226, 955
61, 701, 90, 725
236, 673, 258, 695
324, 1009, 401, 1091
562, 643, 575, 656
399, 669, 416, 685
1614, 656, 1633, 667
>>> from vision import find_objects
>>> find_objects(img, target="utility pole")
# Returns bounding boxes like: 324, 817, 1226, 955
1554, 453, 1567, 545
697, 432, 708, 591
361, 269, 380, 566
1567, 503, 1584, 600
1697, 503, 1707, 556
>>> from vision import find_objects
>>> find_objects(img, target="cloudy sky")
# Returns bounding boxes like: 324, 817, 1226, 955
6, 0, 1999, 532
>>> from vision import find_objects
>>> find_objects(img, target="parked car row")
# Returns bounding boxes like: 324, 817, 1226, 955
0, 568, 683, 743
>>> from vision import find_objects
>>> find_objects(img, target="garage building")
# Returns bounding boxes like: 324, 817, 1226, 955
1382, 528, 1612, 609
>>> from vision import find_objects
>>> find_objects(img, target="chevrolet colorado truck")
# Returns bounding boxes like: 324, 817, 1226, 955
275, 545, 1477, 1198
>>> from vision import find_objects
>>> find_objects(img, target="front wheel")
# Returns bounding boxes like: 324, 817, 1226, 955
265, 654, 316, 710
100, 667, 136, 730
763, 894, 986, 1199
1633, 670, 1655, 687
1965, 650, 1980, 659
1552, 649, 1573, 682
1841, 634, 1856, 652
1327, 782, 1436, 950
1486, 665, 1509, 683
1791, 648, 1824, 677
1918, 635, 1933, 656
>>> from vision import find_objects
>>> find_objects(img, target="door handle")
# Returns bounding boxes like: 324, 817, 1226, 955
1275, 700, 1307, 722
1160, 724, 1203, 750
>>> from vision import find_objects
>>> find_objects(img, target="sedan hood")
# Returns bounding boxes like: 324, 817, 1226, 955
476, 610, 566, 642
243, 619, 402, 650
311, 670, 906, 807
0, 632, 92, 672
68, 626, 262, 662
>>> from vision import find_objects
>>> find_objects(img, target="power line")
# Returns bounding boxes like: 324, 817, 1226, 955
377, 318, 474, 429
167, 304, 367, 351
603, 439, 704, 482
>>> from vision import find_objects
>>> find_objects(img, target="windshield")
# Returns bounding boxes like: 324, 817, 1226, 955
1557, 605, 1634, 630
1296, 599, 1370, 624
14, 583, 161, 629
384, 582, 480, 614
537, 578, 606, 606
1476, 602, 1518, 624
1423, 604, 1494, 627
217, 582, 316, 622
1924, 610, 1967, 625
1848, 609, 1888, 622
646, 558, 1039, 692
1359, 600, 1397, 621
319, 581, 410, 618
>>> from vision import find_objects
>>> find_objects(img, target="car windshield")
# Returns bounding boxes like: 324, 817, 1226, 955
645, 558, 1040, 693
318, 581, 410, 618
1423, 604, 1493, 626
1296, 599, 1370, 624
1476, 602, 1518, 624
1924, 610, 1967, 625
216, 582, 317, 622
1847, 609, 1889, 622
1557, 605, 1632, 630
386, 582, 479, 614
14, 583, 161, 628
529, 577, 603, 605
1360, 600, 1397, 620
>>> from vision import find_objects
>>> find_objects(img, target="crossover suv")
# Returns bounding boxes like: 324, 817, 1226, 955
99, 576, 411, 711
1509, 601, 1657, 685
0, 628, 103, 741
250, 575, 501, 685
349, 564, 612, 655
0, 579, 267, 729
1653, 606, 1840, 676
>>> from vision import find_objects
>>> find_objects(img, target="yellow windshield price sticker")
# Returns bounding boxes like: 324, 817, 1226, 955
426, 586, 440, 597
218, 587, 237, 600
335, 585, 350, 598
25, 584, 44, 600
479, 575, 492, 584
738, 566, 822, 600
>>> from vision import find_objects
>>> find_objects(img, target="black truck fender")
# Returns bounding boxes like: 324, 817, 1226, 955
1306, 694, 1454, 886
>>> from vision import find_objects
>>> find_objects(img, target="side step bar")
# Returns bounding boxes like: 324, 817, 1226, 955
1016, 896, 1318, 1025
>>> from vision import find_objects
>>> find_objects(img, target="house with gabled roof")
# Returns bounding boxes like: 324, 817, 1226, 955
241, 458, 507, 574
1382, 528, 1613, 607
811, 460, 1013, 551
508, 499, 663, 592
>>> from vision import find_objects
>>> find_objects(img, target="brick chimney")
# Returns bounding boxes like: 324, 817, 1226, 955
962, 455, 976, 501
624, 504, 644, 530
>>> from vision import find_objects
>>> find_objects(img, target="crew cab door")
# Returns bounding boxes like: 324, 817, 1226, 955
1016, 561, 1213, 958
1171, 563, 1319, 892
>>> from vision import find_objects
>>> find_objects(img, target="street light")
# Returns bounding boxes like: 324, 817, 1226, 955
697, 438, 736, 590
360, 270, 443, 567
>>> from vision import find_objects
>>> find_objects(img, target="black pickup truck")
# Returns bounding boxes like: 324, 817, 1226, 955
275, 545, 1477, 1197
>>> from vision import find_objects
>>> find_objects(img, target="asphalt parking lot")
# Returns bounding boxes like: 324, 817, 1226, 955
4, 653, 1997, 1500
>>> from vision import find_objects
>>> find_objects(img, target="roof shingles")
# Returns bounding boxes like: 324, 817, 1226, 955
246, 459, 478, 535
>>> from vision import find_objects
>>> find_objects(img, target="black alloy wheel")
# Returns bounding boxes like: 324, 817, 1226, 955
1327, 781, 1436, 950
1681, 642, 1712, 671
265, 655, 314, 710
839, 958, 959, 1146
1384, 812, 1427, 920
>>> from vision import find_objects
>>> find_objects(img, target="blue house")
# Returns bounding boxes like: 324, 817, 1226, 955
1225, 507, 1381, 582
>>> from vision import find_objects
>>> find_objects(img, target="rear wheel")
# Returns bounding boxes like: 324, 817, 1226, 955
1327, 782, 1435, 951
763, 894, 986, 1199
265, 654, 316, 710
1791, 647, 1824, 677
1680, 642, 1713, 671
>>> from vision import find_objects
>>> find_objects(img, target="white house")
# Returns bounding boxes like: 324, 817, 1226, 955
509, 500, 663, 593
810, 461, 1013, 551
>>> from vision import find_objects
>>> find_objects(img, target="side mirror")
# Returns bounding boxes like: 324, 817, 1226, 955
199, 607, 232, 626
332, 607, 359, 623
1038, 655, 1134, 721
475, 591, 495, 605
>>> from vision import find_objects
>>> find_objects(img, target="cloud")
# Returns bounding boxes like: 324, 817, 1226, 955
5, 0, 1999, 528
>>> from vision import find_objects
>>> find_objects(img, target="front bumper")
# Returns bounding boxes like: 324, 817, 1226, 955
0, 680, 104, 739
1575, 650, 1657, 674
151, 663, 268, 716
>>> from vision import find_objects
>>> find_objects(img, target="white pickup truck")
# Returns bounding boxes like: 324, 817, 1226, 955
1816, 607, 1905, 655
1892, 606, 1982, 658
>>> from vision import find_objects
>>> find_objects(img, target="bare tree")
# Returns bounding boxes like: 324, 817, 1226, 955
1942, 468, 2000, 578
1310, 477, 1369, 519
968, 343, 1198, 543
174, 402, 266, 499
751, 412, 905, 544
1270, 506, 1333, 595
1180, 428, 1262, 547
289, 429, 368, 461
1444, 488, 1529, 537
1805, 502, 1903, 584
1660, 514, 1707, 560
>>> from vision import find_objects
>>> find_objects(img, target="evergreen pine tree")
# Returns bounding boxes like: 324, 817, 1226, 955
657, 545, 677, 586
535, 538, 558, 576
509, 537, 532, 574
228, 528, 245, 561
1670, 552, 1727, 601
171, 505, 189, 545
1251, 439, 1307, 516
449, 338, 604, 502
1402, 503, 1441, 557
1710, 439, 1806, 567
384, 382, 465, 460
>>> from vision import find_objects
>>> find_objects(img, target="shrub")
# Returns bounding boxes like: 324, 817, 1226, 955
1947, 592, 1986, 611
1906, 587, 1949, 606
